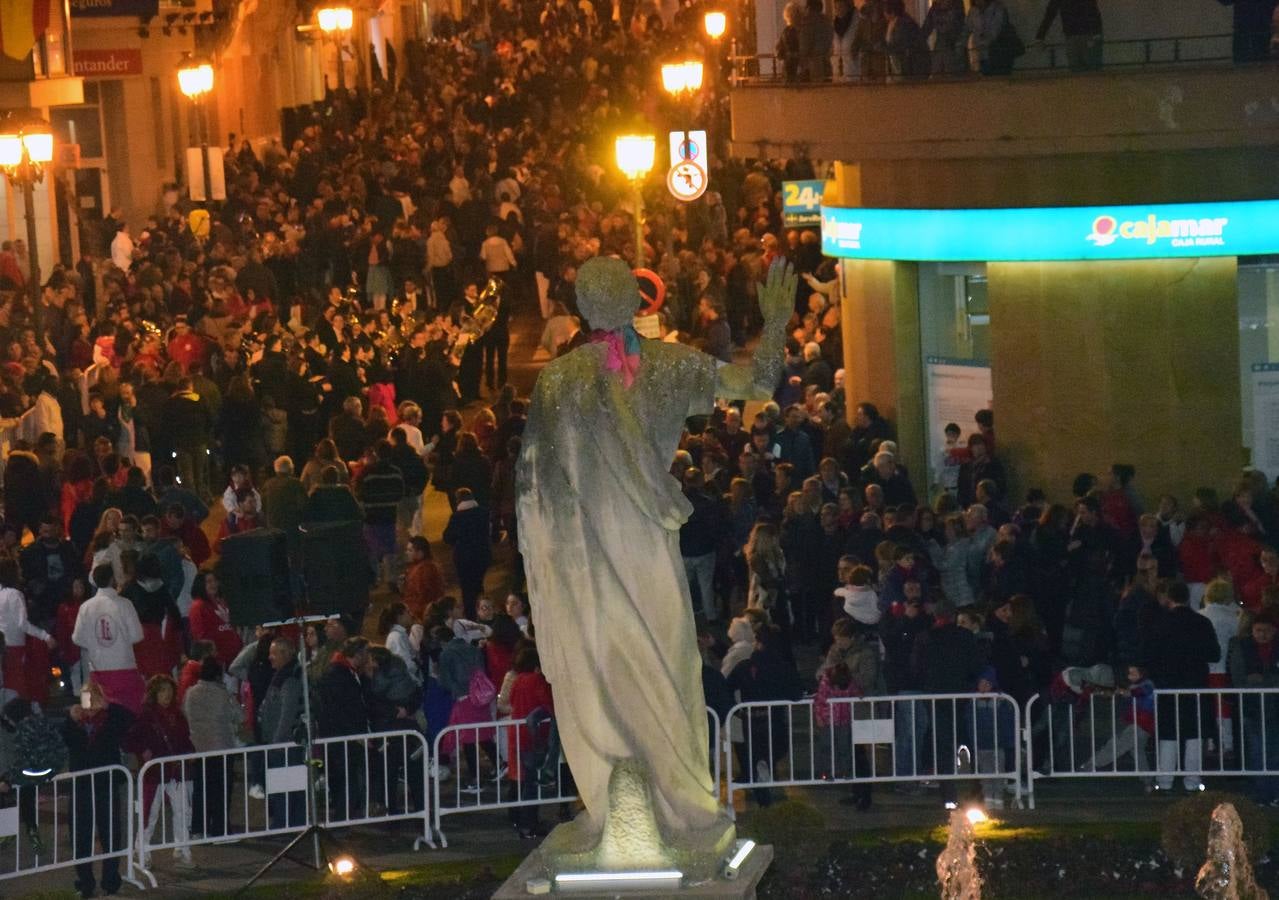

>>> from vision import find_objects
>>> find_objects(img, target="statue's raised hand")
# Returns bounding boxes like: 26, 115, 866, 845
757, 259, 798, 331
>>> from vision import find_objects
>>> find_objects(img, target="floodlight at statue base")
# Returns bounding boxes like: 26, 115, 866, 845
493, 842, 772, 898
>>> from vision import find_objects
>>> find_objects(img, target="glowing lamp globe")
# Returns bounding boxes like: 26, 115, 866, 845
614, 134, 656, 181
704, 11, 727, 40
0, 133, 23, 168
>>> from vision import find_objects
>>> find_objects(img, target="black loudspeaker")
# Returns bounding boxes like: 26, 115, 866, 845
218, 528, 294, 627
299, 520, 374, 622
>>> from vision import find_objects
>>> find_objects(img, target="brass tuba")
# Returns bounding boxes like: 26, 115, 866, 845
447, 275, 503, 357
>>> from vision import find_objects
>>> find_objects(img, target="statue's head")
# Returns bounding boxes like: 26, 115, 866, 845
577, 256, 638, 332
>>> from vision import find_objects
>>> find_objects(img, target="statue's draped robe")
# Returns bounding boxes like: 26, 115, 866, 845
515, 339, 721, 836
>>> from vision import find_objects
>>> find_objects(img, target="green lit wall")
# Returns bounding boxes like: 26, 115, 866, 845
987, 257, 1243, 505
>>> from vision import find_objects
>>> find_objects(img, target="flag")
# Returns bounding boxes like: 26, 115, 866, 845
0, 0, 52, 61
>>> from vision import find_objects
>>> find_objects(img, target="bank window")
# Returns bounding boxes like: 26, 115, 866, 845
1238, 260, 1279, 471
918, 263, 993, 498
50, 105, 104, 160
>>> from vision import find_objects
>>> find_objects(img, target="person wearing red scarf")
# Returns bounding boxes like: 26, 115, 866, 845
123, 674, 196, 868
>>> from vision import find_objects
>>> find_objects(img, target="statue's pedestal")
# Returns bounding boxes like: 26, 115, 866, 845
492, 843, 773, 899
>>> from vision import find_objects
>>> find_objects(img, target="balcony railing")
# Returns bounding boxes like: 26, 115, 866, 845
730, 31, 1275, 86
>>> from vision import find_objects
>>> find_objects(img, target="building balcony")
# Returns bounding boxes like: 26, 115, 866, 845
729, 43, 1279, 164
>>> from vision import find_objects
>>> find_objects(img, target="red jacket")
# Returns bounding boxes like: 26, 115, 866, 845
402, 560, 445, 619
189, 598, 242, 667
55, 599, 82, 665
1177, 532, 1218, 583
177, 659, 201, 703
1218, 529, 1264, 594
507, 672, 554, 781
1243, 572, 1279, 612
165, 519, 211, 568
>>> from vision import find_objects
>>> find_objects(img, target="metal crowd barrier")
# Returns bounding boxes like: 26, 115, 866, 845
133, 730, 432, 882
1024, 687, 1279, 809
708, 706, 722, 803
723, 693, 1023, 814
432, 715, 578, 848
0, 764, 145, 890
431, 707, 724, 845
314, 730, 434, 849
132, 740, 309, 883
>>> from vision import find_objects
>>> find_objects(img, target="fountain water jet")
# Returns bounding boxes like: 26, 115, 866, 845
937, 809, 982, 900
1196, 802, 1268, 900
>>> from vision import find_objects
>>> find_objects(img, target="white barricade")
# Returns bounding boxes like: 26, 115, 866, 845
0, 764, 145, 891
432, 715, 577, 848
313, 729, 434, 849
723, 693, 1023, 814
133, 741, 309, 884
431, 707, 725, 845
1024, 687, 1279, 809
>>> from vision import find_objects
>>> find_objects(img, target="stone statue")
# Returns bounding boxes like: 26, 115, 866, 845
515, 256, 794, 875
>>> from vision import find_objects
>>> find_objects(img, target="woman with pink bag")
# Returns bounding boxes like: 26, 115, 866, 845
437, 629, 497, 793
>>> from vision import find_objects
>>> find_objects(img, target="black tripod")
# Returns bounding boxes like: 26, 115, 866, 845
236, 614, 364, 894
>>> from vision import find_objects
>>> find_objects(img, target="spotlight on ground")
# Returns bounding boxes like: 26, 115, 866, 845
329, 855, 356, 877
965, 806, 988, 825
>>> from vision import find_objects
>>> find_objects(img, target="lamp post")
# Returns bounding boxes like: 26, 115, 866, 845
660, 57, 704, 172
703, 11, 727, 89
317, 6, 354, 95
614, 134, 655, 268
0, 117, 54, 339
177, 57, 215, 205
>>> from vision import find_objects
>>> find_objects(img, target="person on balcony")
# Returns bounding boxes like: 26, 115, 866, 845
1033, 0, 1103, 71
923, 0, 968, 75
798, 0, 834, 81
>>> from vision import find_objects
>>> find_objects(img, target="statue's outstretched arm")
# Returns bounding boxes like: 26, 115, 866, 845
715, 260, 797, 401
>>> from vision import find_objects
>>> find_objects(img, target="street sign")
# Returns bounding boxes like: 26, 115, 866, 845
782, 180, 824, 227
667, 161, 707, 202
668, 130, 708, 168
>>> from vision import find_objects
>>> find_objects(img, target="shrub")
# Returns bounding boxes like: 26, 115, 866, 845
737, 798, 827, 852
1160, 791, 1269, 869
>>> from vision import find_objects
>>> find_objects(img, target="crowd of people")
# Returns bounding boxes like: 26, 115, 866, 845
772, 0, 1278, 83
0, 0, 1275, 893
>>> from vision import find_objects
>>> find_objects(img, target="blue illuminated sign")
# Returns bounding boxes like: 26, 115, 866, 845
820, 200, 1279, 261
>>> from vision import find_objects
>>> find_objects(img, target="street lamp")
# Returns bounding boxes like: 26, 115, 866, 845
0, 116, 54, 339
614, 134, 655, 268
660, 59, 704, 97
703, 10, 727, 40
178, 56, 215, 205
660, 57, 704, 183
317, 6, 354, 94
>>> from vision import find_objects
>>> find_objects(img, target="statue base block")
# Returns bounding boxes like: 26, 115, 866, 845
492, 842, 773, 899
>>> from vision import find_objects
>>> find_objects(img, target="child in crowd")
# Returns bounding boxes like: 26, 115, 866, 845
178, 640, 216, 702
1081, 664, 1155, 776
835, 560, 881, 632
973, 667, 1017, 809
813, 661, 857, 783
939, 422, 968, 495
507, 645, 555, 838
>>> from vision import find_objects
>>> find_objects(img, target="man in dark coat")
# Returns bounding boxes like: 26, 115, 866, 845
443, 487, 492, 619
317, 636, 372, 821
912, 601, 985, 804
1141, 580, 1221, 791
20, 515, 83, 623
1216, 0, 1278, 62
63, 684, 134, 898
159, 378, 214, 501
261, 456, 309, 561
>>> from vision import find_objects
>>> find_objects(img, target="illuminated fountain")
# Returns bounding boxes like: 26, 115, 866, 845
1195, 803, 1268, 900
936, 808, 982, 900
